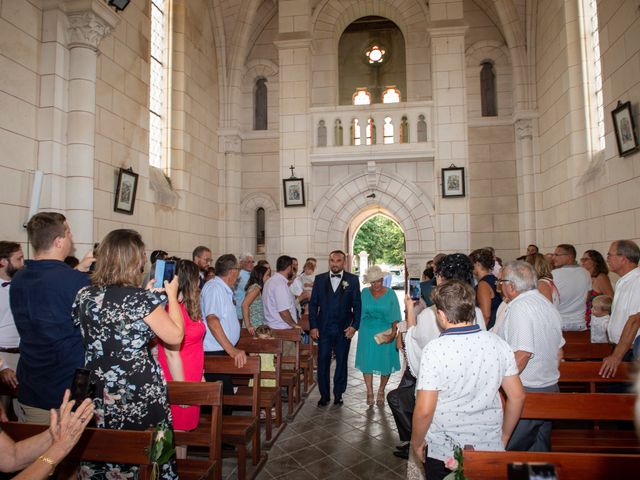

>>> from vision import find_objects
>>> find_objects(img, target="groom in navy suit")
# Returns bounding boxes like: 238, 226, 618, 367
309, 250, 361, 406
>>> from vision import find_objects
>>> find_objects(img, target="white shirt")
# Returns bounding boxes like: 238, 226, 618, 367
405, 305, 486, 377
496, 289, 565, 388
263, 272, 297, 329
200, 276, 240, 352
607, 267, 640, 344
552, 265, 591, 330
330, 271, 343, 292
416, 327, 518, 462
0, 281, 20, 348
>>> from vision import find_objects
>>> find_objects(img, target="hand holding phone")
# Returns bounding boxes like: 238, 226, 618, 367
70, 368, 95, 410
153, 259, 176, 289
409, 277, 421, 301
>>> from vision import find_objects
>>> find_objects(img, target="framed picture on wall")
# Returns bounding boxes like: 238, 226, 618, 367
612, 101, 639, 157
441, 166, 465, 198
283, 177, 305, 207
114, 168, 139, 215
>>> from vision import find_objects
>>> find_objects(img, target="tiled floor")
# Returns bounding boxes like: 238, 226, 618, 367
221, 335, 407, 479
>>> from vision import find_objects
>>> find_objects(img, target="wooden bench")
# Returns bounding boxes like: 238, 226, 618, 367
563, 341, 613, 360
236, 336, 286, 447
299, 314, 316, 396
563, 330, 592, 344
1, 422, 157, 479
559, 361, 632, 392
521, 392, 639, 453
166, 381, 223, 480
269, 328, 304, 419
203, 356, 267, 480
463, 449, 640, 479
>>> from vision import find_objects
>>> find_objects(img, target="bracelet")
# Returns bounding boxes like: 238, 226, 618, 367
37, 455, 56, 476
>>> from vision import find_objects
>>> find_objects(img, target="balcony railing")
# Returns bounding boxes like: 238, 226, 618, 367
309, 101, 435, 163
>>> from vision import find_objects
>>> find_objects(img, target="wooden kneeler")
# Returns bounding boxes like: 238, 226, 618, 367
203, 356, 267, 480
236, 336, 286, 447
269, 328, 304, 420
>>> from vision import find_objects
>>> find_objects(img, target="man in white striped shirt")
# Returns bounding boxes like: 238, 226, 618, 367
495, 260, 565, 451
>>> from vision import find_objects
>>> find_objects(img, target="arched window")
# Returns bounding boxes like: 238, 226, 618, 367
400, 116, 409, 143
335, 119, 344, 146
383, 117, 394, 144
149, 0, 168, 169
480, 61, 497, 117
417, 114, 427, 142
353, 88, 371, 105
582, 0, 605, 150
382, 87, 400, 104
352, 118, 361, 146
317, 120, 327, 147
366, 118, 375, 145
254, 78, 268, 130
256, 208, 265, 252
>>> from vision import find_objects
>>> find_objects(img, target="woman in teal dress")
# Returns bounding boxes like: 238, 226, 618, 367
355, 265, 401, 406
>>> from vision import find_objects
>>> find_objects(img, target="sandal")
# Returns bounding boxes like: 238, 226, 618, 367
376, 390, 385, 407
366, 392, 374, 406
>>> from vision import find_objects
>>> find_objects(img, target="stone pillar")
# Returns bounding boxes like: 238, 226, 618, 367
219, 131, 242, 253
275, 0, 312, 260
428, 7, 470, 253
515, 117, 537, 249
358, 251, 369, 285
40, 0, 118, 254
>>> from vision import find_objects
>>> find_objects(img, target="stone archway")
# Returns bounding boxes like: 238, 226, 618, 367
312, 169, 434, 277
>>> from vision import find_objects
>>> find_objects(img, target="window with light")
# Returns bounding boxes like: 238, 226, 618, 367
149, 0, 167, 169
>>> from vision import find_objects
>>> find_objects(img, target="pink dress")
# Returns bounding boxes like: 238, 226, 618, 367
157, 303, 206, 431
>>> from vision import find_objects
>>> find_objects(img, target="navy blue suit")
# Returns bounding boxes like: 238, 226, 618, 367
309, 271, 361, 401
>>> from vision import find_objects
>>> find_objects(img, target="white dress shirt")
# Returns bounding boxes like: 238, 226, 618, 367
607, 267, 640, 344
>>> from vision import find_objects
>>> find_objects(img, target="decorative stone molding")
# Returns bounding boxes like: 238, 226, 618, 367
240, 192, 279, 215
516, 119, 533, 140
67, 11, 112, 49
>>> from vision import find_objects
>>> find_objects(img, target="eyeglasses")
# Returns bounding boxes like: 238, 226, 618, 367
495, 279, 512, 285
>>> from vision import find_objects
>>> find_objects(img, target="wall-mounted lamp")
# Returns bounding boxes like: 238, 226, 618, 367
107, 0, 130, 12
366, 192, 376, 199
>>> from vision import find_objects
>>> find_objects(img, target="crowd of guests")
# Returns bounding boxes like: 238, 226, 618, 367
1, 212, 640, 479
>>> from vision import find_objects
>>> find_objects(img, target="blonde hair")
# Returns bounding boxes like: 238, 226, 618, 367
92, 229, 145, 287
527, 253, 553, 280
592, 295, 612, 314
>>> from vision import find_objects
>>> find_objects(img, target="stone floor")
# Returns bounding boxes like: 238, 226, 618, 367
221, 334, 407, 479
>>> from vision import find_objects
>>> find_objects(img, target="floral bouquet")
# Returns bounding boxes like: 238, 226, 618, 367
148, 422, 175, 479
443, 445, 467, 480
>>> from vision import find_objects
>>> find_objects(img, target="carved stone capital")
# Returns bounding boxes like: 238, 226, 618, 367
222, 135, 242, 154
516, 119, 533, 140
67, 10, 112, 49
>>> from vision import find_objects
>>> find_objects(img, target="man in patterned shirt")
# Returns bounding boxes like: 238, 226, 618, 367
496, 260, 565, 451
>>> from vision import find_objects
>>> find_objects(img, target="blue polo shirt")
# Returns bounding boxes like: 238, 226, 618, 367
201, 276, 240, 352
10, 259, 90, 410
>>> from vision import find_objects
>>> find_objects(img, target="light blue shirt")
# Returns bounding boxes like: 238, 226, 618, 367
201, 276, 240, 352
233, 269, 251, 319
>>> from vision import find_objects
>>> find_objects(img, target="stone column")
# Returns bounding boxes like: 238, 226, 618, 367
40, 0, 118, 254
515, 116, 537, 249
219, 130, 242, 253
275, 0, 312, 259
428, 9, 470, 253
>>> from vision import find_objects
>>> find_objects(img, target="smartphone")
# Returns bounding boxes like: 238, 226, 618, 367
508, 463, 558, 480
70, 368, 95, 409
89, 242, 99, 272
409, 277, 421, 300
153, 259, 176, 288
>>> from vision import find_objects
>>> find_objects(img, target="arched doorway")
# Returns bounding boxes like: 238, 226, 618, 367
348, 209, 405, 274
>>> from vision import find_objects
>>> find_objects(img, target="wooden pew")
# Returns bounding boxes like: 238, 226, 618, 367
299, 314, 316, 396
166, 381, 223, 480
1, 422, 157, 479
563, 341, 613, 360
559, 361, 633, 392
203, 355, 267, 480
463, 449, 640, 479
521, 393, 639, 453
236, 336, 286, 447
269, 328, 304, 419
563, 330, 592, 344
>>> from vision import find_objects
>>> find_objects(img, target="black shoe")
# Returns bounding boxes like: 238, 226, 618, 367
317, 399, 329, 407
393, 449, 409, 460
333, 397, 343, 406
395, 443, 410, 452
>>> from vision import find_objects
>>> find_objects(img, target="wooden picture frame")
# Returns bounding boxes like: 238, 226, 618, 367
612, 101, 639, 157
283, 178, 305, 207
114, 168, 139, 215
441, 166, 465, 198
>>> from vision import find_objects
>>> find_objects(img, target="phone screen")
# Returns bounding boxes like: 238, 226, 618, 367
70, 368, 94, 409
409, 278, 421, 300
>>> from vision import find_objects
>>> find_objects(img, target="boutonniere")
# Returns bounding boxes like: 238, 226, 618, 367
342, 280, 349, 290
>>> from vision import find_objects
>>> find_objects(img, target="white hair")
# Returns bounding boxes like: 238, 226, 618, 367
240, 252, 254, 261
502, 260, 538, 293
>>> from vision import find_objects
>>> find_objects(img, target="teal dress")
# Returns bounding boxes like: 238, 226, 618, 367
355, 287, 401, 375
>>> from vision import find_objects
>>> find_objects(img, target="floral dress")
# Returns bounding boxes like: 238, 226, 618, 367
73, 286, 177, 480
